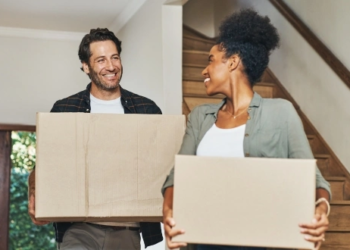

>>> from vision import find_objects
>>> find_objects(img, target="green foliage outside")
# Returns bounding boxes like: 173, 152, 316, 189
9, 132, 55, 250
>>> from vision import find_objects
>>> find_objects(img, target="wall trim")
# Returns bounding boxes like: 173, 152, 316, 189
164, 0, 188, 5
0, 26, 85, 41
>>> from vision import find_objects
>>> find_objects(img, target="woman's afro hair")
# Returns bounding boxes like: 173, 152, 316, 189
217, 9, 280, 85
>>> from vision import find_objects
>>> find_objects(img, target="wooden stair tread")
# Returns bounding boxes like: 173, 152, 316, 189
307, 134, 316, 139
314, 154, 331, 159
183, 49, 208, 54
183, 63, 206, 68
326, 176, 347, 181
330, 200, 350, 205
183, 81, 276, 101
183, 34, 216, 44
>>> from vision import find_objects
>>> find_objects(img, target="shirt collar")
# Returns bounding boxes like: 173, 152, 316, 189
205, 92, 262, 118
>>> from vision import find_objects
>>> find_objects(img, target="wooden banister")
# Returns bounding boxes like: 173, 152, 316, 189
269, 0, 350, 90
0, 124, 35, 249
0, 124, 36, 132
0, 131, 11, 250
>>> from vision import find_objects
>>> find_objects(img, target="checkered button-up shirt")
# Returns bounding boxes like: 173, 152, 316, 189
51, 83, 162, 115
52, 83, 163, 248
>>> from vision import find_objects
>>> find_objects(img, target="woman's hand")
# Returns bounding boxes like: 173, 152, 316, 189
163, 187, 187, 249
299, 202, 329, 250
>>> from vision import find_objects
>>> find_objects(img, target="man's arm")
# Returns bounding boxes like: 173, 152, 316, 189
28, 170, 49, 225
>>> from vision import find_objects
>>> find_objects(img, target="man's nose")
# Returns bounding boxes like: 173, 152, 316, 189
105, 60, 114, 71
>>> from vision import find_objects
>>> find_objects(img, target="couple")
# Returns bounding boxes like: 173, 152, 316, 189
29, 9, 330, 250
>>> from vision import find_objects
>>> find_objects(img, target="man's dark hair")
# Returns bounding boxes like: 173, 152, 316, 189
217, 9, 280, 85
78, 28, 122, 71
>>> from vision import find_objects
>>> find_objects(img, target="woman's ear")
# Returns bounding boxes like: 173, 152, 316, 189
228, 54, 241, 72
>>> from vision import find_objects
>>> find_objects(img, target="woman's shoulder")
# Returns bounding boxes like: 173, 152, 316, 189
261, 97, 295, 111
188, 101, 222, 121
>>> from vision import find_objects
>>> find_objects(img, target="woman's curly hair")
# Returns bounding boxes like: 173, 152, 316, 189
217, 9, 280, 85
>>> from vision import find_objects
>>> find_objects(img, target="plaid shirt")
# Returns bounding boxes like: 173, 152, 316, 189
52, 83, 163, 248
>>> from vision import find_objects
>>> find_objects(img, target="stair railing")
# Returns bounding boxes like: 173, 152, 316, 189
269, 0, 350, 90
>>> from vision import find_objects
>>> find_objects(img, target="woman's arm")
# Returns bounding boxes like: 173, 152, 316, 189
286, 102, 330, 249
162, 107, 201, 249
163, 187, 187, 249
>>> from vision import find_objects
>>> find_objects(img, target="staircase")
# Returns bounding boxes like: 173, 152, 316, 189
182, 25, 350, 250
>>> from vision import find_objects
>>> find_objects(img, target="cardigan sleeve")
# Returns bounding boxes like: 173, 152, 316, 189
286, 102, 332, 199
161, 107, 200, 195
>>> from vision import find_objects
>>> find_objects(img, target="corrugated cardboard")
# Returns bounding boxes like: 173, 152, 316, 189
35, 113, 185, 222
173, 155, 316, 249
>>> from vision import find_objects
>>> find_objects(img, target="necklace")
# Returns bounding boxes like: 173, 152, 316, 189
222, 106, 248, 119
232, 109, 248, 119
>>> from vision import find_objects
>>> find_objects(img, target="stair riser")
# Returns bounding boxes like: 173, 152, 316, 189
307, 137, 328, 155
183, 66, 204, 81
319, 232, 350, 249
183, 51, 209, 66
183, 37, 215, 51
328, 204, 350, 230
183, 80, 275, 100
316, 156, 344, 177
328, 181, 344, 201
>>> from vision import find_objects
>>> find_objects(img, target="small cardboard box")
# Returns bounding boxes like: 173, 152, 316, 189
173, 155, 316, 249
35, 113, 185, 222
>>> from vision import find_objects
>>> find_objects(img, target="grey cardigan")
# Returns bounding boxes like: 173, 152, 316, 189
162, 92, 331, 197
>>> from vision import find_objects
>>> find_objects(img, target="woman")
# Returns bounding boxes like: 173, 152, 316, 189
162, 9, 331, 250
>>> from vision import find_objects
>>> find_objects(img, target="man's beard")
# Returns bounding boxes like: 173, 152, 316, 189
89, 66, 123, 91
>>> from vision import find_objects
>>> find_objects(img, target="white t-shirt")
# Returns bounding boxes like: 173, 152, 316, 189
90, 93, 139, 228
90, 94, 124, 114
196, 124, 246, 158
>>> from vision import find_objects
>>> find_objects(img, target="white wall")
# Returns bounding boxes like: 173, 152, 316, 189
183, 0, 215, 37
213, 0, 237, 37
0, 0, 184, 126
183, 0, 236, 38
116, 0, 183, 116
284, 0, 350, 71
0, 35, 87, 125
114, 2, 185, 249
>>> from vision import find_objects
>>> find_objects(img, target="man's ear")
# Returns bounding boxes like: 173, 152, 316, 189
228, 54, 241, 72
82, 63, 90, 74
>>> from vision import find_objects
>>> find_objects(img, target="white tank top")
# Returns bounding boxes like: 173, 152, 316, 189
196, 124, 246, 158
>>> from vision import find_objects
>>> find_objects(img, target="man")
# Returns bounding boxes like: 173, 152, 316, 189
28, 28, 163, 250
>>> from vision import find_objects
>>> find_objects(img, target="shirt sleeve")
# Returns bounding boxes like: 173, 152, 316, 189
161, 107, 199, 195
286, 102, 332, 199
50, 101, 62, 113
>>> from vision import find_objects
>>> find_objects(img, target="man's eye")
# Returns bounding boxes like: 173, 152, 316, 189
113, 57, 119, 60
98, 59, 104, 63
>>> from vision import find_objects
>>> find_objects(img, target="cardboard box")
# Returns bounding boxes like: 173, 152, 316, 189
173, 155, 316, 249
35, 113, 185, 222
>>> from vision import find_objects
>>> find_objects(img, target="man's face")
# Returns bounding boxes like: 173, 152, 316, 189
83, 40, 122, 91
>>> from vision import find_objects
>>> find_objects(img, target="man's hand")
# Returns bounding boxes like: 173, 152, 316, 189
163, 187, 187, 249
28, 170, 49, 226
299, 202, 329, 250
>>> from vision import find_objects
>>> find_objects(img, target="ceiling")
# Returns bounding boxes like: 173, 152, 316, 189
0, 0, 131, 32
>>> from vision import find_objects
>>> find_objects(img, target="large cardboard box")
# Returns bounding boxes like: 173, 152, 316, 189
35, 113, 185, 222
173, 155, 316, 249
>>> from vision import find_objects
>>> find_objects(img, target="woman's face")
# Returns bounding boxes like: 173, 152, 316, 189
202, 45, 231, 96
